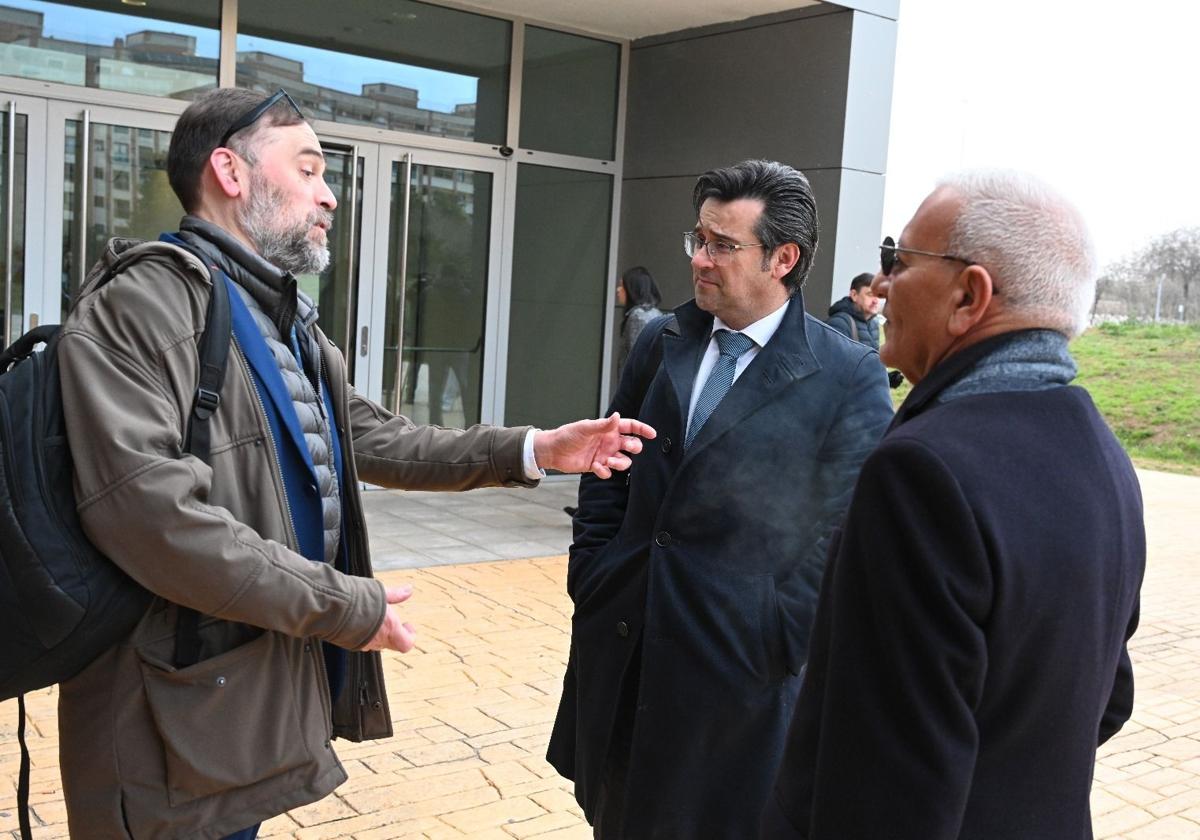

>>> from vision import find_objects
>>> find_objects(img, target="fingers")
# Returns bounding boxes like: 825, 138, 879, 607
616, 417, 656, 440
385, 584, 414, 605
606, 453, 633, 472
394, 621, 417, 653
590, 459, 613, 480
620, 435, 643, 455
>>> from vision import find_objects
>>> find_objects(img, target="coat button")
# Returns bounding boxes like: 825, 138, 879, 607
655, 531, 671, 547
661, 437, 672, 454
616, 621, 629, 637
216, 676, 226, 686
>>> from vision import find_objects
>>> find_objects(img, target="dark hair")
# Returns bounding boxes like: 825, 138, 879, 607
620, 266, 661, 309
167, 88, 307, 212
850, 272, 874, 292
691, 159, 819, 294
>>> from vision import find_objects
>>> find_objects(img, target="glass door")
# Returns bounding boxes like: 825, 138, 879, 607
362, 147, 507, 426
45, 101, 181, 323
0, 95, 47, 346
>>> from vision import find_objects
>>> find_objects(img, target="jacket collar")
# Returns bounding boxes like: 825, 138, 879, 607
177, 215, 300, 336
890, 329, 1047, 430
662, 294, 819, 453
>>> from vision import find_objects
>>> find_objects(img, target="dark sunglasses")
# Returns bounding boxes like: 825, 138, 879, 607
219, 88, 304, 148
879, 235, 975, 276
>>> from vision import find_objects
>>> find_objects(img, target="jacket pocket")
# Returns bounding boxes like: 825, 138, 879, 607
138, 630, 313, 807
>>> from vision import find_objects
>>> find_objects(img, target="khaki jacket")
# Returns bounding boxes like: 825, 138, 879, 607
56, 239, 533, 838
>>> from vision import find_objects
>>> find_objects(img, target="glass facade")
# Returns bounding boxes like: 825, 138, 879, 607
520, 26, 620, 160
236, 0, 510, 144
1, 1, 626, 425
302, 146, 364, 375
0, 0, 220, 99
61, 120, 181, 312
382, 161, 492, 427
505, 164, 612, 429
0, 109, 25, 345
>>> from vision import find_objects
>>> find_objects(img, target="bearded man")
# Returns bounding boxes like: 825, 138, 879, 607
55, 87, 653, 840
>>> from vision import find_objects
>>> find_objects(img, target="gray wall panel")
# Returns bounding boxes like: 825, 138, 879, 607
617, 176, 703, 312
842, 10, 898, 174
801, 166, 844, 313
830, 167, 887, 298
623, 10, 854, 179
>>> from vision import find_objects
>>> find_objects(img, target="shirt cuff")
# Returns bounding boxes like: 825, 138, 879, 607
522, 429, 545, 481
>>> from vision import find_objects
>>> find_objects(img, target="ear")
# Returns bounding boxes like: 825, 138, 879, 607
207, 147, 246, 200
772, 242, 801, 279
947, 264, 995, 336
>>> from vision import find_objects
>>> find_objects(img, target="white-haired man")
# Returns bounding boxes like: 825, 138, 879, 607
761, 170, 1145, 839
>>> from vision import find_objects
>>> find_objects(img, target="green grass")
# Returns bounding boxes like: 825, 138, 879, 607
888, 323, 1200, 475
1073, 323, 1200, 475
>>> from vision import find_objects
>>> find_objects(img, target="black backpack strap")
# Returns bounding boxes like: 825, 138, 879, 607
17, 694, 31, 840
183, 271, 231, 464
174, 272, 232, 669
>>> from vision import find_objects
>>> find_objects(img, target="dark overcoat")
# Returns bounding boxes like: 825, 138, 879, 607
547, 296, 894, 838
763, 332, 1146, 839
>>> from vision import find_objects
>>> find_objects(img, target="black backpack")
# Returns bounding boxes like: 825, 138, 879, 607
0, 243, 230, 840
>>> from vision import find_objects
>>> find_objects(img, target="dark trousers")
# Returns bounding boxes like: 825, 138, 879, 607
222, 824, 260, 840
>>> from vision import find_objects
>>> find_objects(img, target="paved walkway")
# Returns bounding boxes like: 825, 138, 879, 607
2, 470, 1198, 838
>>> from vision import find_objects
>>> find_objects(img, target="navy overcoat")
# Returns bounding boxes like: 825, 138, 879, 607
547, 295, 894, 838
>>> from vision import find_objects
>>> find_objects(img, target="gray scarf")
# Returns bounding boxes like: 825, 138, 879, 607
938, 329, 1076, 404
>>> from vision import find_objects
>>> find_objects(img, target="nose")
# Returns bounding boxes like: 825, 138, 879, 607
318, 176, 337, 211
691, 245, 715, 270
870, 270, 889, 298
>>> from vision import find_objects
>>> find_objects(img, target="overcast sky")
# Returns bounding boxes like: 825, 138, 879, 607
880, 0, 1197, 269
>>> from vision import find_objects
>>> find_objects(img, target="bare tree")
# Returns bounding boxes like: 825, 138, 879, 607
1095, 227, 1200, 323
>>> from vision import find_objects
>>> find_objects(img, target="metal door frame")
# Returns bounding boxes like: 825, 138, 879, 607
41, 100, 180, 326
0, 94, 47, 341
359, 144, 509, 424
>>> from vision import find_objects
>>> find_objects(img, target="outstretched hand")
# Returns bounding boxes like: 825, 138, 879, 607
361, 584, 417, 653
533, 412, 657, 479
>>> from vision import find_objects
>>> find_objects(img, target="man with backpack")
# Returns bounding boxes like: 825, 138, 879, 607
828, 271, 904, 388
826, 271, 883, 349
49, 87, 653, 839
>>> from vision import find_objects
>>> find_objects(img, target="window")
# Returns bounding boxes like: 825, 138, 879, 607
505, 164, 612, 427
0, 0, 220, 100
236, 0, 511, 144
520, 27, 620, 160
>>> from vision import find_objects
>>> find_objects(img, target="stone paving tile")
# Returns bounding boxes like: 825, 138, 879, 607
1, 469, 1196, 838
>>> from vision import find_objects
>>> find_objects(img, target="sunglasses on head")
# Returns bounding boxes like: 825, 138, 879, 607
219, 88, 304, 148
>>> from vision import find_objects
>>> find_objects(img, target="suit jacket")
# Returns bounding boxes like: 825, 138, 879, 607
547, 296, 894, 838
763, 332, 1146, 840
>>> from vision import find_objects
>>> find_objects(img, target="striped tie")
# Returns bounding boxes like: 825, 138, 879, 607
685, 329, 756, 449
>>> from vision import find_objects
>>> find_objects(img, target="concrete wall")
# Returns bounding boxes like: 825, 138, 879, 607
616, 3, 898, 329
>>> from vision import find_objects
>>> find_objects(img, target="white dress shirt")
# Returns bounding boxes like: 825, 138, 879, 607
685, 299, 791, 433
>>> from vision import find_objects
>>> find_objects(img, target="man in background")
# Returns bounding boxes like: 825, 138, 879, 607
826, 271, 882, 349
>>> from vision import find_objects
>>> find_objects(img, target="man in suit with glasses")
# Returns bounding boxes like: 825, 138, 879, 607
547, 159, 893, 838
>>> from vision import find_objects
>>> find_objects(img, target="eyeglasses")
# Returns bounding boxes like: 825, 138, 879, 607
879, 235, 975, 276
683, 232, 765, 265
219, 88, 304, 148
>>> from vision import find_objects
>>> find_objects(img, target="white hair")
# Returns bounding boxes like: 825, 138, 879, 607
936, 169, 1096, 336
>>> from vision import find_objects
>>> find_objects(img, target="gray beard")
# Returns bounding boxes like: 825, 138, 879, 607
238, 175, 331, 275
